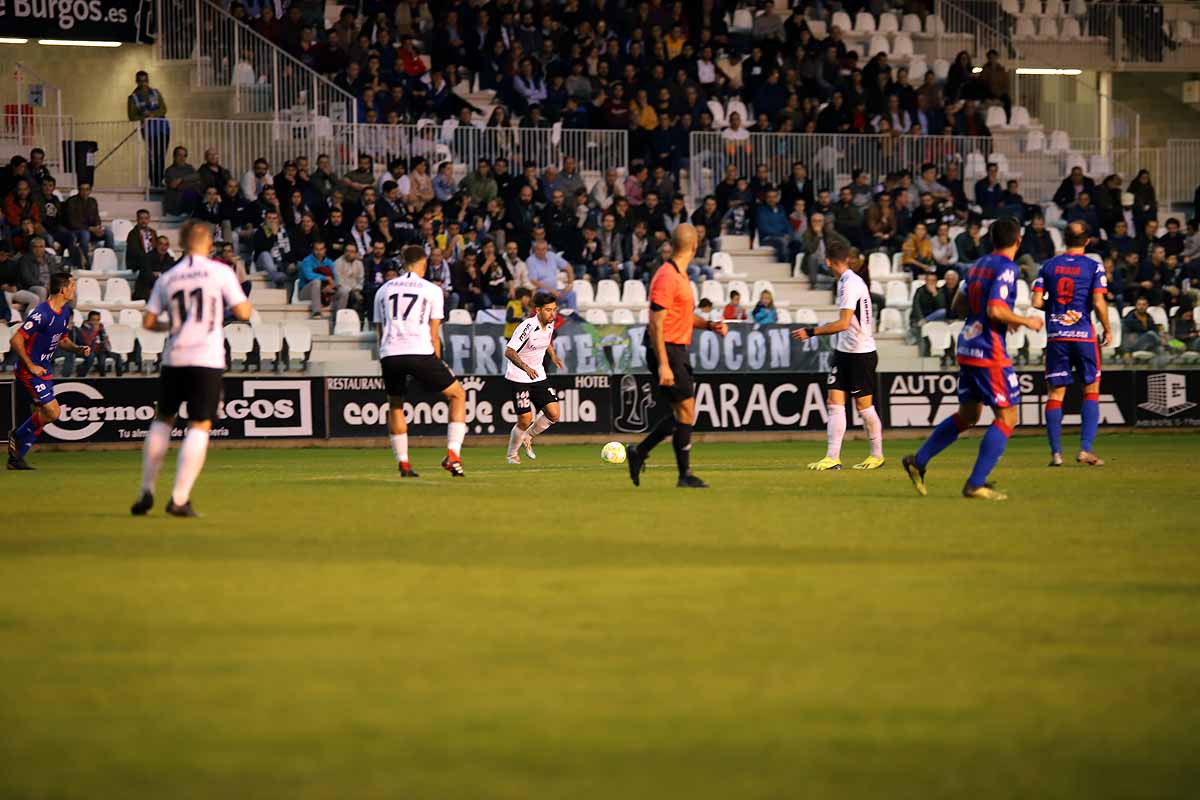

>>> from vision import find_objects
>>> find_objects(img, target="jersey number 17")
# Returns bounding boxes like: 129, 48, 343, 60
388, 292, 420, 321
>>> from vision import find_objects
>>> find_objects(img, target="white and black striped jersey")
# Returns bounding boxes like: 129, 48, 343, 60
375, 274, 445, 357
504, 316, 554, 383
834, 269, 876, 354
148, 255, 248, 369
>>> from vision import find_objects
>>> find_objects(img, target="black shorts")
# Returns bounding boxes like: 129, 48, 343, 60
381, 354, 457, 399
829, 350, 878, 397
645, 342, 695, 403
159, 366, 224, 422
510, 380, 558, 415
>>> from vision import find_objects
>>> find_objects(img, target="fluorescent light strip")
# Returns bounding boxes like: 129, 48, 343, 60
37, 39, 122, 47
972, 66, 1081, 75
0, 37, 30, 44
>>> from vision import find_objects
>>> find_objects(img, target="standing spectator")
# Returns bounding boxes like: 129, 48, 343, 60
755, 188, 791, 263
1130, 169, 1158, 231
127, 71, 169, 189
64, 182, 114, 267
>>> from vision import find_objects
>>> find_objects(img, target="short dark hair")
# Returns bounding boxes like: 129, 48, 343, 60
87, 310, 101, 320
826, 240, 852, 263
401, 245, 426, 267
990, 216, 1022, 249
533, 291, 557, 307
49, 272, 73, 295
1064, 221, 1090, 248
516, 287, 532, 300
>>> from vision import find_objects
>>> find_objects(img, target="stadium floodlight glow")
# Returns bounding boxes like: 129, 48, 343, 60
0, 38, 31, 44
37, 39, 123, 47
972, 66, 1082, 75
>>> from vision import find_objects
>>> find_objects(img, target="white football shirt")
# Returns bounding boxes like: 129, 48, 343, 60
834, 269, 876, 354
148, 255, 249, 369
375, 273, 445, 357
504, 316, 555, 383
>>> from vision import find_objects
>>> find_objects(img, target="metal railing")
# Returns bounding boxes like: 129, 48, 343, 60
72, 118, 358, 192
687, 130, 1162, 209
155, 0, 359, 126
355, 123, 629, 176
934, 0, 1020, 62
1164, 140, 1200, 213
1011, 71, 1139, 150
0, 63, 72, 180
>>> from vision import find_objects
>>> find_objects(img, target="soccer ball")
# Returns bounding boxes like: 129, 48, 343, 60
601, 441, 627, 464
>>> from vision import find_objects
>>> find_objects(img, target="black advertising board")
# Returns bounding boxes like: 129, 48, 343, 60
0, 380, 12, 439
1133, 371, 1200, 428
325, 374, 613, 438
0, 0, 155, 43
13, 377, 323, 443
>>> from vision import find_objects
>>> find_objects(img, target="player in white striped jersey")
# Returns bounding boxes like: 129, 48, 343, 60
791, 240, 885, 470
503, 291, 564, 464
375, 245, 468, 477
131, 220, 253, 517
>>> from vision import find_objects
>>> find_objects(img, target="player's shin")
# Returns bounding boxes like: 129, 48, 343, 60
171, 426, 211, 506
636, 415, 675, 458
825, 404, 847, 460
13, 415, 44, 460
860, 405, 883, 458
390, 433, 409, 464
507, 423, 526, 457
672, 423, 693, 478
528, 412, 554, 437
141, 419, 172, 493
915, 413, 970, 468
1045, 398, 1064, 455
1080, 392, 1100, 453
967, 419, 1012, 488
447, 421, 467, 458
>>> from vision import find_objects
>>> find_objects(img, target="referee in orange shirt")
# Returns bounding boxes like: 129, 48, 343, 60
626, 224, 728, 488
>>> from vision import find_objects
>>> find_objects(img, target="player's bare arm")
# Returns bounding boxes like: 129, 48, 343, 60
229, 300, 253, 322
988, 298, 1043, 331
430, 318, 443, 359
142, 310, 171, 332
505, 346, 540, 380
951, 289, 971, 318
549, 342, 564, 371
792, 308, 854, 340
648, 307, 673, 386
56, 337, 92, 358
1093, 293, 1112, 347
693, 315, 727, 336
10, 332, 47, 377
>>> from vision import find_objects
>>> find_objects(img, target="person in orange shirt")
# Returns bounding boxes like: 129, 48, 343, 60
626, 224, 728, 489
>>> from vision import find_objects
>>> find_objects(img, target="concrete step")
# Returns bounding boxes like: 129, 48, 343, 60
307, 348, 376, 364
250, 287, 288, 305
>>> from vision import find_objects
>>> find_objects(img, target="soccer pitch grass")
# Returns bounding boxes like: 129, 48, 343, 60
2, 433, 1198, 799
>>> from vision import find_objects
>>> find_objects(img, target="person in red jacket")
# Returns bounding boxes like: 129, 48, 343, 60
3, 178, 41, 233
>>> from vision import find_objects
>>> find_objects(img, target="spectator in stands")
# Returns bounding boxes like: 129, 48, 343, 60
334, 241, 365, 315
979, 50, 1011, 122
63, 183, 113, 268
215, 241, 250, 301
460, 159, 497, 208
502, 240, 530, 297
1130, 169, 1158, 231
1065, 192, 1100, 232
127, 71, 169, 189
911, 272, 948, 338
196, 147, 232, 194
751, 290, 778, 325
1161, 217, 1186, 258
956, 220, 986, 264
480, 244, 511, 308
341, 154, 375, 206
253, 210, 293, 290
1102, 255, 1125, 313
362, 240, 391, 310
195, 185, 225, 234
953, 99, 990, 138
36, 178, 77, 267
974, 162, 1005, 218
1095, 174, 1123, 234
4, 178, 41, 237
0, 242, 14, 318
1136, 218, 1160, 263
1171, 301, 1200, 353
134, 235, 173, 302
73, 311, 112, 377
310, 154, 337, 201
241, 158, 272, 202
525, 238, 568, 298
1053, 166, 1096, 214
1017, 214, 1055, 280
863, 192, 899, 254
723, 290, 748, 322
298, 240, 346, 320
932, 223, 958, 275
799, 212, 850, 288
1108, 218, 1136, 259
940, 270, 963, 319
755, 188, 790, 264
1121, 295, 1163, 358
12, 237, 61, 312
902, 222, 936, 278
832, 186, 864, 248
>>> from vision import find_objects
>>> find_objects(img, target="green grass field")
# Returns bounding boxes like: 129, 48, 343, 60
2, 433, 1199, 799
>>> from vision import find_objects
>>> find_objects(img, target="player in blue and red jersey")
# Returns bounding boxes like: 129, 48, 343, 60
8, 272, 91, 470
1032, 221, 1112, 467
902, 217, 1045, 500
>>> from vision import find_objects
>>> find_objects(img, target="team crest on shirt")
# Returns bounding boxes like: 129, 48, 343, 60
999, 284, 1009, 300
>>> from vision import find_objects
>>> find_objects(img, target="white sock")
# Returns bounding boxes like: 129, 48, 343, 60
447, 421, 467, 457
140, 419, 172, 494
507, 424, 526, 457
826, 404, 847, 461
860, 405, 884, 458
171, 427, 210, 506
390, 433, 409, 464
528, 412, 554, 438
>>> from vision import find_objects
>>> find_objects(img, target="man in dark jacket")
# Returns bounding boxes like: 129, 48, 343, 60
1017, 213, 1056, 280
1053, 166, 1096, 212
64, 182, 114, 266
124, 208, 158, 275
196, 147, 232, 193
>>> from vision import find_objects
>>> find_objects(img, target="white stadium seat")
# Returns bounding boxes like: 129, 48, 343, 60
637, 307, 650, 324
1049, 226, 1064, 253
225, 323, 254, 368
855, 11, 876, 33
104, 278, 142, 308
868, 252, 891, 276
621, 280, 647, 308
707, 99, 726, 129
908, 58, 928, 83
1001, 0, 1020, 14
254, 322, 282, 370
333, 309, 361, 336
1015, 17, 1037, 37
1037, 17, 1058, 38
925, 14, 944, 34
793, 308, 819, 325
283, 322, 312, 368
1017, 280, 1032, 307
107, 324, 136, 365
118, 308, 142, 327
700, 279, 724, 305
95, 309, 114, 327
594, 279, 621, 307
572, 279, 596, 309
775, 309, 793, 324
1044, 0, 1064, 17
136, 328, 166, 371
878, 307, 905, 334
831, 11, 853, 33
1026, 311, 1047, 361
751, 280, 788, 307
584, 308, 609, 325
867, 34, 890, 57
710, 251, 734, 274
1048, 130, 1071, 153
75, 277, 103, 307
891, 33, 913, 58
1009, 106, 1031, 129
886, 280, 912, 310
448, 308, 473, 325
923, 321, 952, 358
1026, 129, 1046, 152
91, 248, 118, 272
110, 218, 134, 245
611, 308, 635, 325
1006, 327, 1027, 356
879, 12, 899, 33
1089, 153, 1112, 178
986, 105, 1008, 130
901, 13, 922, 33
1022, 0, 1042, 16
932, 58, 950, 80
1061, 17, 1082, 38
726, 280, 750, 306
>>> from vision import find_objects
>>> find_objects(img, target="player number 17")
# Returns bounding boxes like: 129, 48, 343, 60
388, 293, 419, 321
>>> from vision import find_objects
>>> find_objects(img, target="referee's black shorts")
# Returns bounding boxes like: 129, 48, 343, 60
159, 366, 224, 422
645, 343, 695, 403
381, 354, 457, 399
828, 350, 878, 398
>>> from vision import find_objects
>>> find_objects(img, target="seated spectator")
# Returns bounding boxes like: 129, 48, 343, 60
297, 241, 346, 320
932, 223, 958, 275
252, 210, 294, 290
1121, 295, 1163, 358
799, 212, 850, 287
901, 222, 936, 278
12, 237, 61, 313
1107, 218, 1136, 258
163, 146, 203, 216
73, 310, 116, 376
334, 241, 365, 313
1170, 300, 1200, 353
955, 220, 986, 264
525, 238, 569, 298
196, 147, 232, 193
1017, 214, 1055, 280
502, 239, 531, 297
940, 269, 963, 319
134, 235, 174, 302
63, 182, 114, 268
755, 188, 790, 264
863, 192, 899, 253
1160, 217, 1186, 258
752, 290, 778, 325
1053, 166, 1096, 213
452, 251, 487, 312
35, 177, 78, 266
1065, 192, 1100, 232
723, 290, 748, 321
215, 241, 251, 300
911, 272, 948, 330
505, 288, 533, 338
974, 162, 1004, 218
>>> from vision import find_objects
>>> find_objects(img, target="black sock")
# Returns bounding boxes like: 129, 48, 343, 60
672, 423, 693, 478
637, 415, 675, 457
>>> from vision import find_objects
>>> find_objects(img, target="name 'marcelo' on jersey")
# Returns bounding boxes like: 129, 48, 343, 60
15, 301, 71, 372
956, 253, 1019, 366
504, 316, 555, 383
1032, 254, 1106, 342
375, 274, 445, 357
148, 255, 249, 369
834, 269, 876, 353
